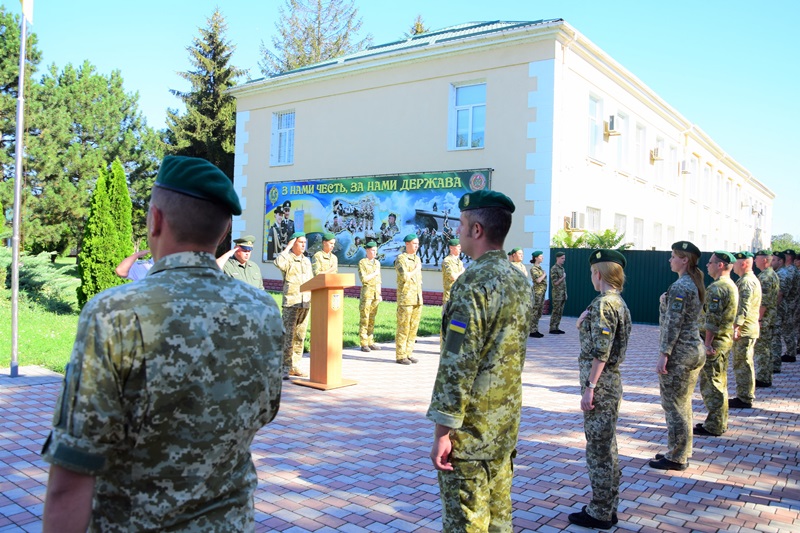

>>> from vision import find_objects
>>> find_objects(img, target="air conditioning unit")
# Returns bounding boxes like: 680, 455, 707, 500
604, 115, 621, 137
650, 148, 663, 162
571, 211, 585, 230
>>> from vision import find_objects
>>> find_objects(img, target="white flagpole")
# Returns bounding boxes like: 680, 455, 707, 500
10, 10, 29, 378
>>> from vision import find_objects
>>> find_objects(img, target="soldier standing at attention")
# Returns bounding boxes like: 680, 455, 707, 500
275, 232, 313, 379
358, 241, 382, 352
395, 233, 423, 365
754, 250, 779, 388
508, 247, 530, 282
728, 251, 762, 409
568, 249, 631, 530
428, 190, 532, 532
550, 252, 568, 334
312, 232, 339, 275
529, 251, 547, 338
441, 238, 465, 306
41, 156, 283, 532
695, 251, 738, 437
216, 235, 265, 290
771, 251, 792, 373
783, 249, 799, 363
651, 241, 705, 471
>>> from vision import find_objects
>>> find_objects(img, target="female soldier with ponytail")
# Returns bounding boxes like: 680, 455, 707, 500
651, 241, 706, 471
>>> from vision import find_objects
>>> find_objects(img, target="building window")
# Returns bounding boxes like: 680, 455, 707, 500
667, 226, 675, 243
668, 145, 678, 188
635, 124, 646, 177
450, 83, 486, 149
654, 136, 665, 184
271, 111, 295, 166
689, 156, 699, 198
615, 112, 629, 170
653, 222, 663, 250
614, 213, 627, 237
703, 165, 712, 206
716, 173, 723, 210
587, 207, 601, 231
588, 95, 602, 159
633, 218, 644, 249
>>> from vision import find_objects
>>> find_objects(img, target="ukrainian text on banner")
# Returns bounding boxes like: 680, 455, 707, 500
263, 169, 491, 269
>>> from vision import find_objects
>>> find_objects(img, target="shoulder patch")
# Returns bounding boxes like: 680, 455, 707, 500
445, 313, 469, 354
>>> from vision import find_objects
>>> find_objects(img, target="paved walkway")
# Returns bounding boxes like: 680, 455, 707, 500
1, 316, 799, 532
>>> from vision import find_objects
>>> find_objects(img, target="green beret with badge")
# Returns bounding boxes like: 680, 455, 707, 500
448, 238, 460, 246
155, 155, 241, 215
403, 233, 418, 242
734, 251, 754, 259
365, 241, 377, 248
671, 240, 701, 258
322, 232, 336, 241
713, 250, 735, 263
531, 250, 542, 258
588, 249, 627, 268
290, 231, 305, 240
458, 190, 515, 213
754, 249, 772, 257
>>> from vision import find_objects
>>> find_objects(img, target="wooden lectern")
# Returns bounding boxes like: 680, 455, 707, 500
293, 273, 357, 390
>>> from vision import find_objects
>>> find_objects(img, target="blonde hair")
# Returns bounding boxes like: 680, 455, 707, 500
672, 249, 706, 302
591, 262, 625, 291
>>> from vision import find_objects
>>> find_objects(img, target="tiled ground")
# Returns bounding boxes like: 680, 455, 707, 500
1, 316, 798, 532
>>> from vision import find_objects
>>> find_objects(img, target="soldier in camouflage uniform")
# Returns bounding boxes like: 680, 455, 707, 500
729, 251, 762, 408
550, 252, 568, 334
695, 251, 738, 436
508, 247, 530, 282
41, 156, 283, 532
651, 241, 705, 471
312, 232, 339, 276
783, 249, 799, 363
794, 254, 800, 357
217, 235, 265, 290
754, 250, 779, 387
428, 190, 532, 532
358, 241, 382, 352
771, 252, 792, 373
395, 234, 423, 365
441, 238, 465, 306
568, 249, 631, 530
275, 232, 313, 378
529, 251, 547, 338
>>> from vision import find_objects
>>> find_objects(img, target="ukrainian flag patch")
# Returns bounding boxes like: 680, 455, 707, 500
449, 319, 467, 334
445, 313, 469, 353
601, 327, 611, 336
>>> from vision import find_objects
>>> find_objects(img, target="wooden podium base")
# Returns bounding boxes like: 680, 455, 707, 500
291, 377, 358, 390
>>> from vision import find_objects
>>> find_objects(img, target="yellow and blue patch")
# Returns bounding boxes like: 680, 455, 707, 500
449, 319, 467, 334
445, 314, 469, 353
601, 327, 611, 336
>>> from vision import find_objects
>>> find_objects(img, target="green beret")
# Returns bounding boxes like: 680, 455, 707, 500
234, 235, 256, 247
448, 238, 460, 246
403, 233, 418, 242
589, 249, 626, 268
775, 251, 786, 261
785, 249, 796, 256
734, 251, 754, 259
290, 231, 305, 240
155, 156, 241, 215
754, 249, 772, 257
365, 241, 377, 248
671, 240, 700, 258
531, 250, 543, 258
322, 232, 336, 241
555, 252, 565, 258
712, 251, 735, 264
458, 190, 515, 213
509, 247, 522, 254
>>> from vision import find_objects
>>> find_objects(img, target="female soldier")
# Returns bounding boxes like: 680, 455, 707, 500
651, 241, 706, 471
529, 251, 547, 338
568, 249, 631, 530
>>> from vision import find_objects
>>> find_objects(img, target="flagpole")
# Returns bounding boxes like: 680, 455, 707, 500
10, 11, 28, 378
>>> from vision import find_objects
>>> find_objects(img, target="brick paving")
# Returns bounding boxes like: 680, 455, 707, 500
1, 316, 799, 532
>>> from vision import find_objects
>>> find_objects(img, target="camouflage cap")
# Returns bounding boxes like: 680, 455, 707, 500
448, 238, 460, 246
531, 250, 543, 258
322, 232, 336, 241
754, 249, 772, 257
154, 156, 241, 215
734, 251, 754, 259
365, 241, 377, 248
589, 249, 626, 268
458, 190, 515, 213
712, 250, 736, 263
403, 233, 418, 242
290, 231, 306, 240
234, 235, 256, 250
672, 240, 701, 258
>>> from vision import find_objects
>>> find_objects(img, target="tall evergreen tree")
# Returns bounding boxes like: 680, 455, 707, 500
107, 158, 134, 264
165, 9, 243, 181
76, 166, 123, 308
259, 0, 372, 76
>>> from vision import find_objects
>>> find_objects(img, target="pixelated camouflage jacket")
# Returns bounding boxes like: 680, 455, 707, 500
530, 264, 547, 295
358, 257, 382, 300
659, 274, 703, 357
757, 267, 779, 328
395, 252, 423, 306
551, 264, 567, 299
441, 254, 465, 302
312, 250, 338, 276
275, 250, 313, 307
703, 276, 738, 349
578, 290, 631, 369
735, 271, 762, 338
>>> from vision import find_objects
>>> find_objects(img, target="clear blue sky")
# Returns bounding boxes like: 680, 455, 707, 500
9, 0, 799, 238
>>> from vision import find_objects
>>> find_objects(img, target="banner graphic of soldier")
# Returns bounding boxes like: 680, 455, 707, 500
263, 169, 491, 268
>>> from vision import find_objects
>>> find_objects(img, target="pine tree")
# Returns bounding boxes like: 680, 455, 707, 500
259, 0, 372, 76
76, 166, 123, 308
107, 159, 134, 264
166, 8, 243, 181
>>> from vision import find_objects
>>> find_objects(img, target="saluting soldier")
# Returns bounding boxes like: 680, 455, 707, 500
428, 190, 532, 532
568, 249, 631, 530
550, 252, 568, 334
441, 238, 465, 306
358, 241, 382, 352
695, 251, 738, 437
652, 241, 705, 471
529, 251, 547, 338
729, 251, 762, 409
754, 250, 779, 387
312, 232, 339, 275
395, 233, 423, 365
216, 235, 264, 290
274, 232, 313, 379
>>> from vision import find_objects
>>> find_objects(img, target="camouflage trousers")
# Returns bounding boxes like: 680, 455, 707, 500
530, 291, 545, 334
438, 454, 514, 533
699, 344, 731, 435
549, 298, 565, 331
659, 348, 703, 464
282, 306, 310, 371
583, 371, 622, 522
771, 314, 784, 373
359, 296, 380, 347
784, 307, 798, 356
732, 337, 756, 404
754, 326, 774, 385
396, 305, 421, 361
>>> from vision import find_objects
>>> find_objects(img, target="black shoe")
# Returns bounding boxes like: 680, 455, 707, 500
728, 397, 753, 409
654, 453, 666, 460
407, 356, 419, 364
755, 380, 771, 388
360, 346, 371, 352
649, 457, 688, 471
693, 423, 722, 436
781, 354, 796, 363
531, 332, 544, 338
549, 330, 559, 334
555, 329, 566, 334
774, 368, 781, 374
567, 507, 612, 530
396, 358, 411, 365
